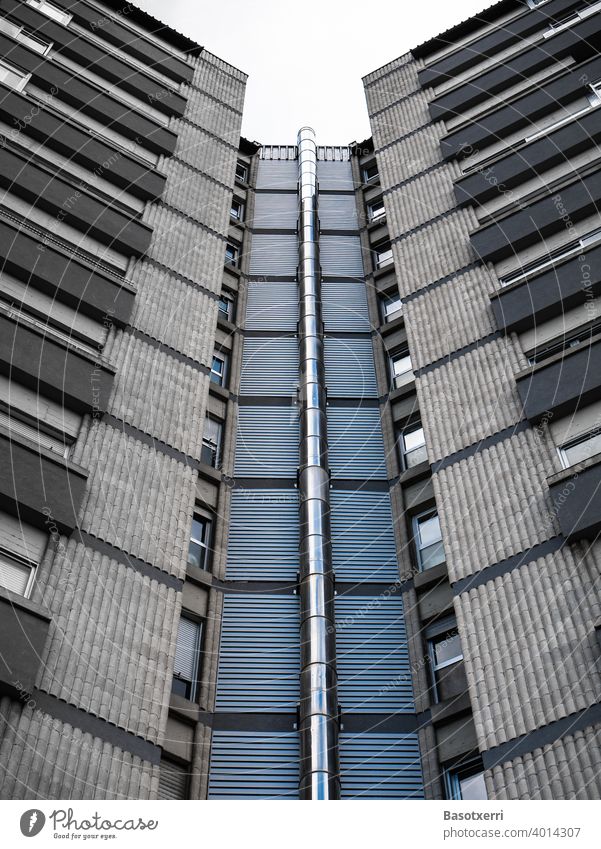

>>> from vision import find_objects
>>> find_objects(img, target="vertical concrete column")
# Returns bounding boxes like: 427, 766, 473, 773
297, 126, 340, 800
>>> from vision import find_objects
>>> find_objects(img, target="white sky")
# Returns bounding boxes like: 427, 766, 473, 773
135, 0, 490, 144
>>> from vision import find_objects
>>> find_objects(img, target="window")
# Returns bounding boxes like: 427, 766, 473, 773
500, 228, 601, 288
363, 162, 379, 184
367, 198, 386, 223
544, 1, 601, 38
0, 550, 35, 597
399, 423, 427, 469
187, 514, 212, 571
235, 161, 248, 183
225, 242, 240, 268
201, 417, 223, 468
27, 0, 72, 24
526, 0, 549, 7
380, 292, 403, 324
413, 509, 445, 571
373, 241, 393, 270
390, 349, 413, 389
559, 430, 601, 468
445, 761, 488, 801
230, 198, 244, 222
528, 320, 601, 364
171, 615, 202, 701
218, 292, 236, 323
211, 352, 228, 387
428, 620, 464, 703
158, 758, 189, 800
0, 60, 30, 92
0, 18, 51, 54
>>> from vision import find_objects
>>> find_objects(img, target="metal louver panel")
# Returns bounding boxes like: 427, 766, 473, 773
319, 194, 358, 230
215, 595, 300, 712
340, 733, 424, 799
330, 490, 398, 581
234, 407, 299, 478
158, 761, 189, 800
322, 280, 370, 332
256, 160, 298, 190
335, 597, 414, 713
245, 282, 299, 330
253, 193, 298, 229
173, 618, 200, 680
317, 160, 355, 191
249, 234, 298, 276
327, 407, 387, 479
324, 338, 377, 398
208, 732, 299, 799
320, 235, 365, 278
227, 489, 300, 581
240, 337, 299, 396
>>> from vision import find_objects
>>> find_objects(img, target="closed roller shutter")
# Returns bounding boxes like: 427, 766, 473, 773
215, 595, 300, 712
0, 509, 47, 565
234, 407, 299, 478
322, 280, 370, 332
208, 732, 299, 799
324, 338, 377, 398
317, 160, 354, 191
227, 489, 299, 581
335, 596, 414, 713
173, 617, 201, 681
158, 760, 189, 800
245, 282, 299, 330
253, 193, 298, 229
249, 234, 298, 276
320, 235, 364, 278
340, 733, 424, 799
240, 337, 299, 396
319, 194, 358, 230
256, 160, 298, 190
327, 407, 387, 479
330, 490, 398, 581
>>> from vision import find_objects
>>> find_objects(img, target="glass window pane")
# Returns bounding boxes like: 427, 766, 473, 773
187, 541, 204, 569
418, 513, 441, 548
190, 517, 207, 544
404, 426, 425, 453
434, 631, 462, 667
0, 553, 31, 596
563, 432, 601, 466
393, 355, 411, 376
460, 772, 488, 800
405, 443, 428, 468
420, 540, 445, 570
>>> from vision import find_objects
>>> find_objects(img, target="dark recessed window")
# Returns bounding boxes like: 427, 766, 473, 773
158, 758, 190, 800
218, 292, 236, 322
367, 198, 386, 222
444, 760, 488, 800
230, 198, 244, 222
211, 352, 228, 387
201, 417, 223, 468
235, 161, 248, 183
225, 242, 240, 268
373, 241, 393, 270
171, 615, 202, 701
363, 162, 379, 184
390, 349, 413, 390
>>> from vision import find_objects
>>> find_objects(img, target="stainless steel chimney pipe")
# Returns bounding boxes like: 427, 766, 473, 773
296, 126, 340, 800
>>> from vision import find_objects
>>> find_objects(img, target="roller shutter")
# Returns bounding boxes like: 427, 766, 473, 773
240, 337, 299, 396
215, 594, 300, 712
227, 489, 300, 581
256, 160, 298, 191
320, 235, 364, 278
234, 406, 299, 478
327, 407, 387, 479
340, 733, 424, 799
208, 732, 299, 799
319, 194, 358, 230
249, 234, 298, 276
324, 337, 377, 398
317, 160, 355, 191
322, 280, 370, 332
330, 490, 398, 581
253, 192, 298, 229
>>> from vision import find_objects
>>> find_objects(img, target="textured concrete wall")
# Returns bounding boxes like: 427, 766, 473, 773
0, 31, 245, 799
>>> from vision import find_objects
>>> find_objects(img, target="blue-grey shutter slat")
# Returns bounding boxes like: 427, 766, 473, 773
327, 407, 387, 479
208, 732, 300, 799
330, 490, 398, 581
227, 489, 300, 581
240, 337, 299, 396
249, 234, 298, 276
215, 595, 300, 712
324, 337, 377, 397
319, 194, 358, 230
322, 280, 370, 331
256, 160, 298, 190
320, 235, 364, 277
340, 733, 424, 799
253, 192, 298, 229
317, 160, 355, 191
234, 407, 299, 478
245, 282, 299, 330
335, 597, 414, 713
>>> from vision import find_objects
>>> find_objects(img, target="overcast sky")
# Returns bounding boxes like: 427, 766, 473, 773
136, 0, 489, 144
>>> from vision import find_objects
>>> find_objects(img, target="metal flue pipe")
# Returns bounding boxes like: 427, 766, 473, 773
296, 126, 340, 800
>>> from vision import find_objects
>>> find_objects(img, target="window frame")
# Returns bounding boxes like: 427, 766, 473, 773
363, 161, 379, 185
559, 428, 601, 469
0, 59, 31, 93
235, 161, 249, 183
413, 508, 445, 572
201, 416, 223, 469
399, 421, 427, 470
367, 197, 386, 223
187, 512, 213, 572
171, 613, 203, 702
210, 351, 228, 387
0, 17, 52, 54
444, 759, 488, 801
0, 548, 37, 598
373, 240, 393, 271
390, 348, 413, 390
380, 292, 403, 324
27, 0, 72, 25
230, 197, 245, 222
225, 241, 240, 268
218, 291, 236, 323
